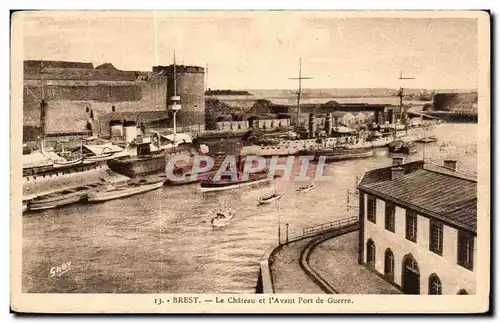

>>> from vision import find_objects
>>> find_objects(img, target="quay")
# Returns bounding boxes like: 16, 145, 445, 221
256, 216, 400, 294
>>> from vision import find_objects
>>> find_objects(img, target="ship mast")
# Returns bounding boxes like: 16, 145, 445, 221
40, 59, 46, 151
397, 68, 415, 124
289, 58, 312, 127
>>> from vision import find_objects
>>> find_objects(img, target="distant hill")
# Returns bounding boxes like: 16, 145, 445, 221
240, 88, 477, 99
205, 89, 253, 96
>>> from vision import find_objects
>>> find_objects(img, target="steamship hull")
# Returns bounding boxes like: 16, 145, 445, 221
199, 173, 271, 192
314, 148, 374, 161
22, 160, 130, 203
107, 154, 166, 178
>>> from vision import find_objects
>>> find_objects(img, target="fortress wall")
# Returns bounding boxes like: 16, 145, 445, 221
24, 73, 168, 134
24, 60, 94, 69
24, 67, 138, 82
433, 92, 478, 111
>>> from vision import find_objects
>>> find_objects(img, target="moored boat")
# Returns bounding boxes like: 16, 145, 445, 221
52, 158, 84, 168
388, 140, 418, 155
314, 147, 373, 162
416, 136, 438, 143
83, 152, 116, 163
28, 184, 100, 211
87, 179, 165, 202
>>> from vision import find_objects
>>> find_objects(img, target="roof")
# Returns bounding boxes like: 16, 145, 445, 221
358, 161, 477, 233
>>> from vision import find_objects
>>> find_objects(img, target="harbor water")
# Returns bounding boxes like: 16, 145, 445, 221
22, 123, 477, 293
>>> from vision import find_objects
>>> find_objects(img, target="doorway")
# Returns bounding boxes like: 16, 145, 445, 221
402, 254, 420, 294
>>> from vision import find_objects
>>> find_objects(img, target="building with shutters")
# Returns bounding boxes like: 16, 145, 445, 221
357, 157, 477, 295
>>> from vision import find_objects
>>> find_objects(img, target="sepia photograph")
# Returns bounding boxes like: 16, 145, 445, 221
10, 10, 490, 313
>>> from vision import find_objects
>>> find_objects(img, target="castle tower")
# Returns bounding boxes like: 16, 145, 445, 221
153, 64, 206, 131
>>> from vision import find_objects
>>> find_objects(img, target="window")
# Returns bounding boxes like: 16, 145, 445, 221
428, 274, 442, 295
366, 239, 375, 267
385, 203, 395, 232
405, 211, 418, 243
429, 220, 444, 255
384, 249, 394, 281
367, 196, 376, 223
457, 231, 474, 270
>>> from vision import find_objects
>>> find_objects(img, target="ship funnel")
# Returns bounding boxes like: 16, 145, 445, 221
109, 120, 124, 138
123, 120, 137, 143
308, 113, 316, 138
325, 113, 333, 136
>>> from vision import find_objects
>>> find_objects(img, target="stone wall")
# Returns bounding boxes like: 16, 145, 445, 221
433, 93, 478, 112
23, 71, 168, 135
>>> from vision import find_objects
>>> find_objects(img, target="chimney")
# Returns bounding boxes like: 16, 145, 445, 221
392, 156, 405, 166
443, 159, 457, 171
391, 166, 405, 180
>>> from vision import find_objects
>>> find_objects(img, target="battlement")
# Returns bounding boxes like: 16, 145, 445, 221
152, 65, 205, 74
24, 60, 94, 69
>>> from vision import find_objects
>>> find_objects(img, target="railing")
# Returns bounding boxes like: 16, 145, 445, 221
302, 216, 358, 237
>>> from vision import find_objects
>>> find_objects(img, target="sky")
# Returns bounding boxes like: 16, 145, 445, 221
21, 11, 479, 90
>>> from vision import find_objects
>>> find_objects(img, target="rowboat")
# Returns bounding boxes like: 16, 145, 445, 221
211, 208, 236, 229
83, 152, 116, 164
297, 184, 315, 193
87, 179, 165, 202
314, 147, 373, 162
416, 136, 438, 143
28, 184, 100, 211
52, 158, 84, 168
258, 192, 282, 204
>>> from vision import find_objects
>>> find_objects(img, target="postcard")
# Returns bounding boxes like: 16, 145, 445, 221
10, 10, 490, 314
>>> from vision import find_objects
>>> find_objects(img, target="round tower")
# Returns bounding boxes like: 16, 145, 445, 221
165, 65, 205, 131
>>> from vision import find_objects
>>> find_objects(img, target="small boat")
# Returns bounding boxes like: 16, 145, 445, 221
22, 201, 27, 213
87, 179, 165, 202
296, 183, 315, 193
416, 136, 438, 143
83, 152, 116, 164
28, 184, 100, 211
439, 142, 457, 153
211, 209, 235, 229
258, 192, 282, 204
388, 140, 418, 155
314, 147, 374, 162
52, 158, 84, 168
